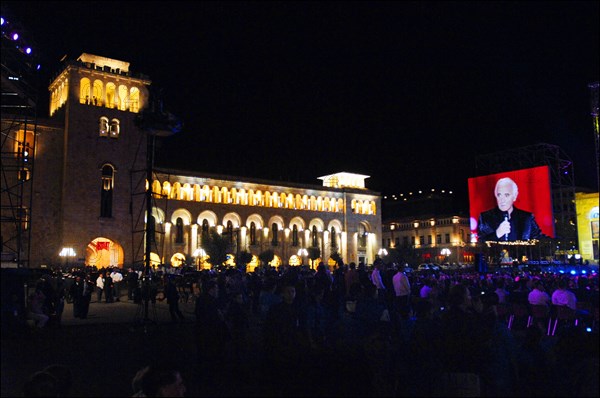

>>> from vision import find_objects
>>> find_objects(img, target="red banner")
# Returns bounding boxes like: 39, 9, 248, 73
96, 241, 110, 251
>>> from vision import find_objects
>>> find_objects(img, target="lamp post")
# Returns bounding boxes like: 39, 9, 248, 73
59, 247, 76, 271
440, 248, 451, 264
378, 248, 388, 258
298, 248, 308, 267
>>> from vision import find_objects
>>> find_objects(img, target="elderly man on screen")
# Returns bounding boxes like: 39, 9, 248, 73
477, 177, 542, 242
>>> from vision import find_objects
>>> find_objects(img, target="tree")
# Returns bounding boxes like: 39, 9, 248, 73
258, 249, 275, 268
237, 250, 253, 272
330, 251, 343, 265
308, 246, 321, 266
201, 229, 231, 269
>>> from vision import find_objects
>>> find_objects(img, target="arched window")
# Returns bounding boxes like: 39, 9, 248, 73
292, 225, 299, 247
331, 227, 337, 249
227, 220, 234, 243
110, 118, 120, 138
99, 117, 109, 137
358, 225, 367, 248
312, 225, 318, 247
106, 83, 116, 108
80, 78, 91, 104
175, 217, 184, 244
202, 219, 210, 236
271, 223, 279, 246
100, 164, 114, 218
250, 222, 256, 245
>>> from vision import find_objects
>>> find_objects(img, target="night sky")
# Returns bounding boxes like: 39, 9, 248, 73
3, 1, 599, 199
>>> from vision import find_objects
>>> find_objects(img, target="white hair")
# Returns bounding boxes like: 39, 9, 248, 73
495, 177, 518, 196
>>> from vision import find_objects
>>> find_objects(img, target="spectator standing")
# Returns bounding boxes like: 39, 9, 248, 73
127, 268, 139, 301
165, 275, 185, 323
27, 287, 49, 329
110, 268, 124, 302
96, 273, 104, 303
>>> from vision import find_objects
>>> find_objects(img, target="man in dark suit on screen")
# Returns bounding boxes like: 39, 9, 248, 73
477, 177, 542, 242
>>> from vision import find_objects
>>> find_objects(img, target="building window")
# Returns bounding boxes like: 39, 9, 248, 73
100, 164, 114, 218
312, 225, 319, 247
445, 233, 450, 243
250, 222, 257, 245
99, 117, 109, 137
175, 217, 184, 244
227, 221, 234, 243
271, 223, 279, 246
202, 219, 209, 237
427, 235, 432, 245
419, 236, 425, 246
403, 237, 408, 248
292, 225, 299, 247
331, 227, 337, 249
411, 236, 416, 247
436, 234, 441, 244
109, 118, 120, 138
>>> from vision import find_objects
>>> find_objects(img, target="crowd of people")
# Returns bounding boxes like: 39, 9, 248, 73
6, 260, 600, 396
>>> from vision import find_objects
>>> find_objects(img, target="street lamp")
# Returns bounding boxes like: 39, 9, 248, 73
378, 248, 388, 258
59, 247, 76, 270
297, 248, 308, 267
440, 248, 451, 263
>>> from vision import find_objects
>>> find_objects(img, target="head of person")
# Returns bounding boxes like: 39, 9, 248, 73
494, 177, 519, 213
139, 363, 186, 397
280, 283, 296, 304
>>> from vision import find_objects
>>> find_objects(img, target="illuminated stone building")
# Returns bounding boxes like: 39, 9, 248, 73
1, 53, 382, 270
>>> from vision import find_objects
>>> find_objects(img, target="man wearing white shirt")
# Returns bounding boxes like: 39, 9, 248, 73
551, 278, 577, 311
392, 265, 411, 313
528, 280, 551, 306
110, 268, 124, 302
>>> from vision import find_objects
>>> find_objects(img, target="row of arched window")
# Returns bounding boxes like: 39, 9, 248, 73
150, 180, 377, 215
79, 77, 141, 112
49, 76, 142, 116
170, 218, 341, 249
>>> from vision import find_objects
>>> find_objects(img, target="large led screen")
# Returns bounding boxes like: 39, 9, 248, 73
468, 165, 555, 243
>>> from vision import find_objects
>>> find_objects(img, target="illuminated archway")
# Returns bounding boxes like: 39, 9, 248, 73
170, 252, 187, 267
86, 237, 123, 268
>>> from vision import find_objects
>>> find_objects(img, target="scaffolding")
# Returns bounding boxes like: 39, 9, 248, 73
1, 13, 39, 268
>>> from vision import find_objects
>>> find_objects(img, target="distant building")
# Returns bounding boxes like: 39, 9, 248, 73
1, 53, 381, 270
575, 192, 599, 264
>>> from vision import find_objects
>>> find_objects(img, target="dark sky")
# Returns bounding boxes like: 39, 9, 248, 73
3, 1, 599, 199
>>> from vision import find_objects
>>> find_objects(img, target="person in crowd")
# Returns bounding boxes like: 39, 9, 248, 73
477, 177, 542, 242
127, 267, 140, 301
70, 273, 93, 319
131, 362, 186, 397
344, 262, 360, 298
110, 268, 124, 302
224, 291, 250, 374
370, 259, 387, 304
258, 277, 281, 323
551, 277, 577, 310
96, 272, 104, 303
42, 364, 73, 397
263, 281, 309, 395
528, 279, 551, 306
27, 285, 49, 328
2, 291, 27, 334
22, 370, 59, 397
194, 278, 229, 386
104, 271, 114, 303
392, 264, 412, 316
164, 275, 185, 323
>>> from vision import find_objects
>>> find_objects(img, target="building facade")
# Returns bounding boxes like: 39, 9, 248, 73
1, 53, 382, 270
